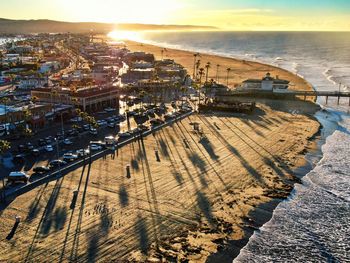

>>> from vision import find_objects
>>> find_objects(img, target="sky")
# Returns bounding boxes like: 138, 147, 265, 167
0, 0, 350, 31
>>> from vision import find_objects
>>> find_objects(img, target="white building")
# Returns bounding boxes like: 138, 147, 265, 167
241, 73, 289, 91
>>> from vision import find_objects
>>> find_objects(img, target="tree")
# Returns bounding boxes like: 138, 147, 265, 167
198, 68, 205, 85
226, 68, 232, 86
0, 51, 3, 69
138, 90, 146, 109
0, 98, 10, 133
0, 139, 11, 198
216, 64, 220, 83
31, 96, 38, 106
205, 62, 211, 83
195, 60, 201, 81
160, 48, 167, 60
192, 53, 200, 79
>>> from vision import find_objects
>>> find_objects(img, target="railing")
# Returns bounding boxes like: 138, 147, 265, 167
2, 110, 193, 200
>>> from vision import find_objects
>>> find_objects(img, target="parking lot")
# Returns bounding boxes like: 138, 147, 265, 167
1, 100, 193, 196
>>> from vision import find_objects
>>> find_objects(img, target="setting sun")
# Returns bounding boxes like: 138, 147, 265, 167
107, 30, 143, 42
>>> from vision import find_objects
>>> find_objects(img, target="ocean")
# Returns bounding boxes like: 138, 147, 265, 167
138, 31, 350, 262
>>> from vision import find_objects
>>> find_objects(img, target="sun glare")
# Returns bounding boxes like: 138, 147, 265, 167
107, 30, 143, 42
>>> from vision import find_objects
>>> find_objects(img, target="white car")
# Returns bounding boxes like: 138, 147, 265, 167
89, 128, 98, 135
63, 139, 73, 145
70, 117, 82, 122
90, 144, 102, 151
98, 120, 107, 126
63, 153, 79, 161
44, 145, 54, 152
7, 171, 30, 184
76, 148, 90, 157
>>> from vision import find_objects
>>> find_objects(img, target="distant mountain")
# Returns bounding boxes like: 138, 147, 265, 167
0, 18, 217, 34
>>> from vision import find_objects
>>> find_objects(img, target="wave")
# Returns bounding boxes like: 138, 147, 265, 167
235, 111, 350, 263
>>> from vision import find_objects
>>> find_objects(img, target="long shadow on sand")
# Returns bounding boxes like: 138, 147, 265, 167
197, 115, 266, 187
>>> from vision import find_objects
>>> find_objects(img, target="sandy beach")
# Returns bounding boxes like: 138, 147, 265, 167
124, 40, 313, 92
0, 42, 322, 262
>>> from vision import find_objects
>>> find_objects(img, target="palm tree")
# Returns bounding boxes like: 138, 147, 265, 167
161, 48, 167, 60
192, 53, 200, 79
205, 62, 211, 83
226, 68, 232, 86
138, 90, 146, 109
51, 89, 58, 113
198, 68, 205, 85
0, 98, 9, 132
23, 108, 33, 137
0, 139, 11, 199
31, 96, 38, 106
0, 51, 3, 69
216, 64, 220, 83
195, 60, 201, 81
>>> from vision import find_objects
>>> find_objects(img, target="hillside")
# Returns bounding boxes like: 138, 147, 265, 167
0, 18, 217, 34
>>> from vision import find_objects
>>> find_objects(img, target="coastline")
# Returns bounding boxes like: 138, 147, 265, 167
124, 40, 314, 93
124, 40, 322, 261
0, 39, 324, 262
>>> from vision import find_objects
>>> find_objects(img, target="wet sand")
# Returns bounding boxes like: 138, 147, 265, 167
0, 41, 322, 262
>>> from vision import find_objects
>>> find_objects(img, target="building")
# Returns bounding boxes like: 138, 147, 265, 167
241, 73, 290, 91
0, 103, 52, 131
92, 66, 116, 84
31, 85, 119, 112
39, 61, 61, 74
19, 76, 48, 90
121, 68, 155, 84
132, 60, 153, 69
125, 52, 155, 63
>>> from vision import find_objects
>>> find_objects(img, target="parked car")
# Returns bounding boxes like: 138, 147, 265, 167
32, 149, 40, 156
13, 154, 25, 163
76, 148, 90, 157
44, 145, 54, 152
164, 114, 175, 121
89, 128, 98, 135
49, 160, 67, 169
70, 117, 82, 122
138, 124, 150, 132
26, 142, 34, 151
150, 118, 165, 126
107, 122, 115, 128
83, 124, 90, 131
7, 171, 30, 184
90, 144, 102, 151
104, 107, 115, 112
118, 132, 132, 139
63, 139, 73, 145
33, 166, 50, 174
18, 144, 25, 152
63, 153, 79, 162
101, 120, 108, 125
38, 139, 46, 146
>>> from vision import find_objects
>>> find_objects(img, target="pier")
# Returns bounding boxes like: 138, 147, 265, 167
216, 90, 350, 106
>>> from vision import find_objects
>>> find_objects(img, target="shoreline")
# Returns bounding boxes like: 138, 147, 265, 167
124, 40, 314, 93
123, 40, 322, 261
0, 38, 324, 262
